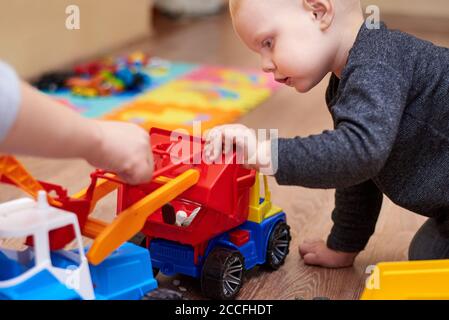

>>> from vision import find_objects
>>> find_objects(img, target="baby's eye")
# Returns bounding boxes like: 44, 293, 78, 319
262, 38, 274, 49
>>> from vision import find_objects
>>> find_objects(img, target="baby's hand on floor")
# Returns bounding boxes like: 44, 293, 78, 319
299, 239, 358, 268
87, 120, 154, 185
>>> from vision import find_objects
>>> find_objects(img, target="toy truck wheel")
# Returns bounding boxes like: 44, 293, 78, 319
201, 247, 245, 300
265, 222, 291, 270
143, 288, 185, 300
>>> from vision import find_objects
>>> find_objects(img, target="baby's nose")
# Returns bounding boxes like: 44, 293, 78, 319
261, 57, 276, 73
262, 66, 275, 73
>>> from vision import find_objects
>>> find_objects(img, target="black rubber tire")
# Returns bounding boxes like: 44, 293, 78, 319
142, 288, 186, 300
264, 222, 291, 270
201, 247, 245, 300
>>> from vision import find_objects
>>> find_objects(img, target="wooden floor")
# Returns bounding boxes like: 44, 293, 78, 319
2, 11, 449, 300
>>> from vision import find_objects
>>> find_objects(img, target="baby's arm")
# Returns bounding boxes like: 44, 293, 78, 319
299, 180, 383, 268
328, 180, 383, 253
205, 63, 409, 267
0, 62, 153, 185
273, 63, 409, 189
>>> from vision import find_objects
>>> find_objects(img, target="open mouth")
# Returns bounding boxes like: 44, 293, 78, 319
276, 77, 292, 86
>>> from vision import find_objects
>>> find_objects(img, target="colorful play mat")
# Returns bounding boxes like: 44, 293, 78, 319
48, 57, 280, 132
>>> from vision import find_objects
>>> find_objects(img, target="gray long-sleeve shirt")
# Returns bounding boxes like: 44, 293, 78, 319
0, 61, 21, 142
274, 22, 449, 252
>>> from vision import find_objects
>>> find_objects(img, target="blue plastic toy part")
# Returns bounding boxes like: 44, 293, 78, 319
0, 251, 28, 281
149, 212, 287, 278
0, 269, 82, 300
0, 242, 157, 300
88, 242, 158, 300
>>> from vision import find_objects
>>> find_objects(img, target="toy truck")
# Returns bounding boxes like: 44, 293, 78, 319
130, 128, 292, 299
0, 191, 157, 300
0, 127, 291, 300
0, 142, 193, 300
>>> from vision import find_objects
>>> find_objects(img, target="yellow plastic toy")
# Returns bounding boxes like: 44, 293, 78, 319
362, 259, 449, 300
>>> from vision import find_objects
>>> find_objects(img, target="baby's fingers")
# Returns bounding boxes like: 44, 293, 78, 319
223, 128, 237, 155
205, 128, 225, 162
299, 242, 316, 258
303, 253, 326, 266
299, 239, 325, 258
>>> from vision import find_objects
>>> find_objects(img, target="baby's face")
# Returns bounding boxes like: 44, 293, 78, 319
232, 0, 337, 92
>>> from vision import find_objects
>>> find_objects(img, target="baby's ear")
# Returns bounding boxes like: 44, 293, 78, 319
303, 0, 334, 30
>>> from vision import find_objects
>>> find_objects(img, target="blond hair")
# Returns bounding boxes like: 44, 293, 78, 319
230, 0, 361, 16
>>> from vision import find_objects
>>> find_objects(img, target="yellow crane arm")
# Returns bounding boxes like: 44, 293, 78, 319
86, 168, 200, 265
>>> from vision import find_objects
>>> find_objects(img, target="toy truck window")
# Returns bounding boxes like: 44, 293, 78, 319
0, 240, 35, 281
161, 199, 201, 227
0, 230, 82, 284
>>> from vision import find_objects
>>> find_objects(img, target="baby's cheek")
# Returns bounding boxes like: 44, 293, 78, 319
280, 50, 309, 75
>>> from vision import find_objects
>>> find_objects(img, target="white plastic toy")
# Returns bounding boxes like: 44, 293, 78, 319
0, 191, 94, 299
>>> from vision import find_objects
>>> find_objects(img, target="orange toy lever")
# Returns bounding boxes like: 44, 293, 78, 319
0, 155, 61, 206
0, 155, 45, 197
86, 168, 200, 265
